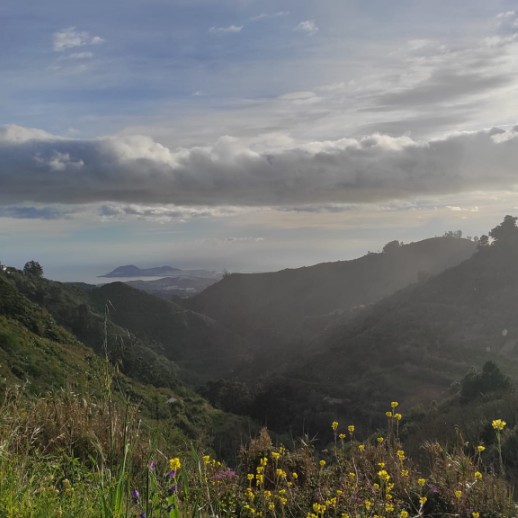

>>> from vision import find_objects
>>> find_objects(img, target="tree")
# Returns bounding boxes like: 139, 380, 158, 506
23, 260, 43, 277
489, 215, 518, 244
382, 240, 401, 254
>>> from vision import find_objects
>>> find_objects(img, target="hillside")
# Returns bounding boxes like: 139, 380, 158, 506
189, 236, 476, 373
0, 266, 255, 460
248, 222, 518, 436
88, 282, 248, 382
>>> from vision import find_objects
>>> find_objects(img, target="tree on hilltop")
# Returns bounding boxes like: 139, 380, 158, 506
489, 215, 518, 245
23, 260, 44, 277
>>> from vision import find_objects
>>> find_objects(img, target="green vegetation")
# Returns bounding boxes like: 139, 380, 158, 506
1, 389, 517, 517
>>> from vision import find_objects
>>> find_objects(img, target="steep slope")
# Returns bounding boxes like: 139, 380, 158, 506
88, 282, 248, 382
0, 267, 256, 460
258, 233, 518, 435
189, 237, 475, 372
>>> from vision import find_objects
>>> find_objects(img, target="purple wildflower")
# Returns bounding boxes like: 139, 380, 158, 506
213, 468, 237, 481
131, 489, 140, 501
167, 470, 177, 478
148, 460, 156, 470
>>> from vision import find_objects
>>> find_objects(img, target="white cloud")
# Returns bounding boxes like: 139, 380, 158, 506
250, 11, 289, 22
294, 20, 319, 36
209, 25, 243, 34
1, 125, 518, 208
52, 27, 104, 52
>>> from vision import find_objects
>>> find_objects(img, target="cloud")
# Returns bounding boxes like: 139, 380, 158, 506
250, 11, 289, 22
1, 124, 518, 208
53, 27, 104, 52
294, 20, 319, 36
209, 25, 243, 34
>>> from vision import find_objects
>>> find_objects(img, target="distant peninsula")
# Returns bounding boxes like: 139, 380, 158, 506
99, 264, 182, 278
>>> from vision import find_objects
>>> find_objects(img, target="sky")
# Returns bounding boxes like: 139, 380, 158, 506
1, 0, 518, 281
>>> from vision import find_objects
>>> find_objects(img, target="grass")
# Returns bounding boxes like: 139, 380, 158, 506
1, 385, 516, 517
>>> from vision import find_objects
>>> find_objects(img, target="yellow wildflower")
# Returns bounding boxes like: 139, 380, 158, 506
364, 499, 372, 510
169, 457, 181, 472
378, 469, 391, 482
400, 512, 409, 518
417, 478, 426, 487
348, 424, 355, 434
339, 433, 346, 440
455, 490, 462, 499
377, 436, 384, 444
492, 419, 507, 431
358, 444, 365, 452
385, 411, 393, 418
477, 445, 486, 453
331, 420, 339, 431
385, 503, 395, 512
419, 496, 427, 505
271, 451, 281, 461
394, 413, 403, 421
292, 472, 299, 480
472, 513, 480, 518
401, 469, 409, 477
474, 471, 482, 480
391, 401, 399, 408
319, 459, 326, 467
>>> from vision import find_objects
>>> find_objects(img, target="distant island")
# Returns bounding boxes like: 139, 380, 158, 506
99, 264, 182, 278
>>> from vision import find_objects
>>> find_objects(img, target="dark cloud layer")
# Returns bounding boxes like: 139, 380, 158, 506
1, 125, 518, 207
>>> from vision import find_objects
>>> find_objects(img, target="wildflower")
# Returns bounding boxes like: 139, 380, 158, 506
247, 474, 255, 481
148, 460, 156, 470
331, 420, 339, 431
396, 449, 405, 461
348, 424, 355, 434
131, 489, 140, 502
202, 455, 211, 465
319, 459, 326, 467
336, 489, 343, 496
385, 503, 395, 512
268, 502, 275, 511
477, 445, 486, 452
377, 437, 384, 444
169, 457, 181, 471
419, 496, 427, 505
492, 419, 507, 430
401, 469, 409, 477
400, 512, 409, 518
341, 514, 350, 518
339, 433, 346, 440
260, 457, 268, 466
378, 462, 385, 468
213, 468, 237, 481
385, 411, 393, 418
394, 413, 402, 421
373, 483, 380, 491
348, 472, 356, 480
358, 444, 365, 452
472, 513, 480, 518
474, 471, 482, 480
271, 451, 281, 461
364, 499, 372, 510
378, 469, 390, 482
275, 468, 286, 479
292, 472, 298, 480
454, 490, 462, 499
417, 478, 426, 487
391, 401, 399, 408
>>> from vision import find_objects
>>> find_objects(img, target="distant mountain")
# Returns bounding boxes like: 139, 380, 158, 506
100, 264, 182, 277
189, 236, 476, 372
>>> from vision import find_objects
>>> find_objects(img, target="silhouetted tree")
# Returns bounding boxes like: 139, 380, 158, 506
23, 260, 44, 277
382, 240, 401, 254
489, 215, 518, 244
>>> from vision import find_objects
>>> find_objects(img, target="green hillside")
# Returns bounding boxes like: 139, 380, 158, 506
0, 267, 254, 461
